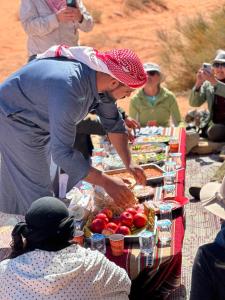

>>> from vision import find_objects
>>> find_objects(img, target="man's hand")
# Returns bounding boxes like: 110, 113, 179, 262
126, 126, 135, 142
123, 117, 140, 142
202, 69, 217, 86
56, 7, 83, 23
102, 175, 136, 208
124, 117, 140, 130
127, 164, 146, 185
195, 69, 205, 89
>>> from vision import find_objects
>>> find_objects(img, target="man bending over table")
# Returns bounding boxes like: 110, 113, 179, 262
0, 45, 147, 215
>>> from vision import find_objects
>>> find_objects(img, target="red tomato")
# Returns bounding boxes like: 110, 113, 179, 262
125, 207, 137, 216
102, 228, 114, 236
133, 213, 147, 228
95, 213, 109, 223
105, 222, 118, 233
120, 211, 133, 228
90, 218, 106, 233
100, 208, 113, 219
116, 225, 131, 235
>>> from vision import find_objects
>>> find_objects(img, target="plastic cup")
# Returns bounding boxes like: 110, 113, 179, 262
159, 203, 173, 221
91, 233, 106, 254
139, 231, 155, 256
72, 230, 84, 246
169, 152, 182, 169
157, 219, 172, 247
169, 138, 179, 153
164, 161, 176, 173
163, 184, 176, 198
109, 234, 125, 256
163, 171, 176, 185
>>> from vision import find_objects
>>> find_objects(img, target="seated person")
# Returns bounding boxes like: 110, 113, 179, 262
0, 197, 131, 300
129, 63, 183, 127
190, 175, 225, 300
189, 49, 225, 142
189, 157, 225, 200
185, 109, 209, 137
75, 93, 140, 160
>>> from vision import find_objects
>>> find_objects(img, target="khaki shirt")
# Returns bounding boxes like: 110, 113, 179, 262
189, 80, 225, 123
20, 0, 94, 56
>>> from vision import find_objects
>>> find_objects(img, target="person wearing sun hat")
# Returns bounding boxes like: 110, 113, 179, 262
129, 62, 184, 127
189, 49, 225, 143
0, 45, 147, 215
200, 175, 225, 218
190, 175, 225, 300
0, 196, 131, 299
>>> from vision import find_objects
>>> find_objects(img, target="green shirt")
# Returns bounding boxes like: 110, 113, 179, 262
129, 87, 183, 127
189, 80, 225, 124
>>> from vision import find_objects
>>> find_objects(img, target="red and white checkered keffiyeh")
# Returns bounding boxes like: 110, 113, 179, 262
37, 45, 147, 88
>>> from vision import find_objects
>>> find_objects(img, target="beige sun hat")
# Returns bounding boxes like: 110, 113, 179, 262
213, 49, 225, 63
143, 63, 161, 73
201, 176, 225, 219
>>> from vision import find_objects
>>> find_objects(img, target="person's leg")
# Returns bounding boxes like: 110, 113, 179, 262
76, 114, 106, 135
74, 114, 106, 159
189, 187, 201, 200
207, 124, 225, 142
0, 114, 52, 215
74, 133, 93, 160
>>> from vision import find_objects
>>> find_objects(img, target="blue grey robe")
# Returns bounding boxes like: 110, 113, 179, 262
0, 58, 125, 214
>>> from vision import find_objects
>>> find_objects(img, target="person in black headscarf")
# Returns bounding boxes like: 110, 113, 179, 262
9, 196, 74, 257
0, 197, 131, 300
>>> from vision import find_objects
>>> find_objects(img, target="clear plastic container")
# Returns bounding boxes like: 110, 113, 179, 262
157, 219, 172, 246
164, 161, 176, 172
163, 171, 176, 185
91, 233, 106, 254
169, 152, 182, 169
159, 203, 173, 221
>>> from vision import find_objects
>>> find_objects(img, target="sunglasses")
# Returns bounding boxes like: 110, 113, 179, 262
147, 71, 159, 76
213, 62, 225, 68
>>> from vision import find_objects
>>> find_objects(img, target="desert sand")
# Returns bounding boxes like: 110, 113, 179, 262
0, 0, 222, 115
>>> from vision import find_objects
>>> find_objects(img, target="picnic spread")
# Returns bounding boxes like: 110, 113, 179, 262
0, 126, 187, 299
103, 127, 187, 298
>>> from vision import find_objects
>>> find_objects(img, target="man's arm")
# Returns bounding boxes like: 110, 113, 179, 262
108, 132, 131, 168
49, 90, 136, 206
108, 132, 146, 185
189, 69, 208, 107
95, 95, 146, 185
84, 166, 136, 207
20, 0, 59, 37
77, 0, 94, 32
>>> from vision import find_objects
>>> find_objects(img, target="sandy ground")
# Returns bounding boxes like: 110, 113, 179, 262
0, 0, 222, 115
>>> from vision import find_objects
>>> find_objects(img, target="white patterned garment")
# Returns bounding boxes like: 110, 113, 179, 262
0, 245, 131, 300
